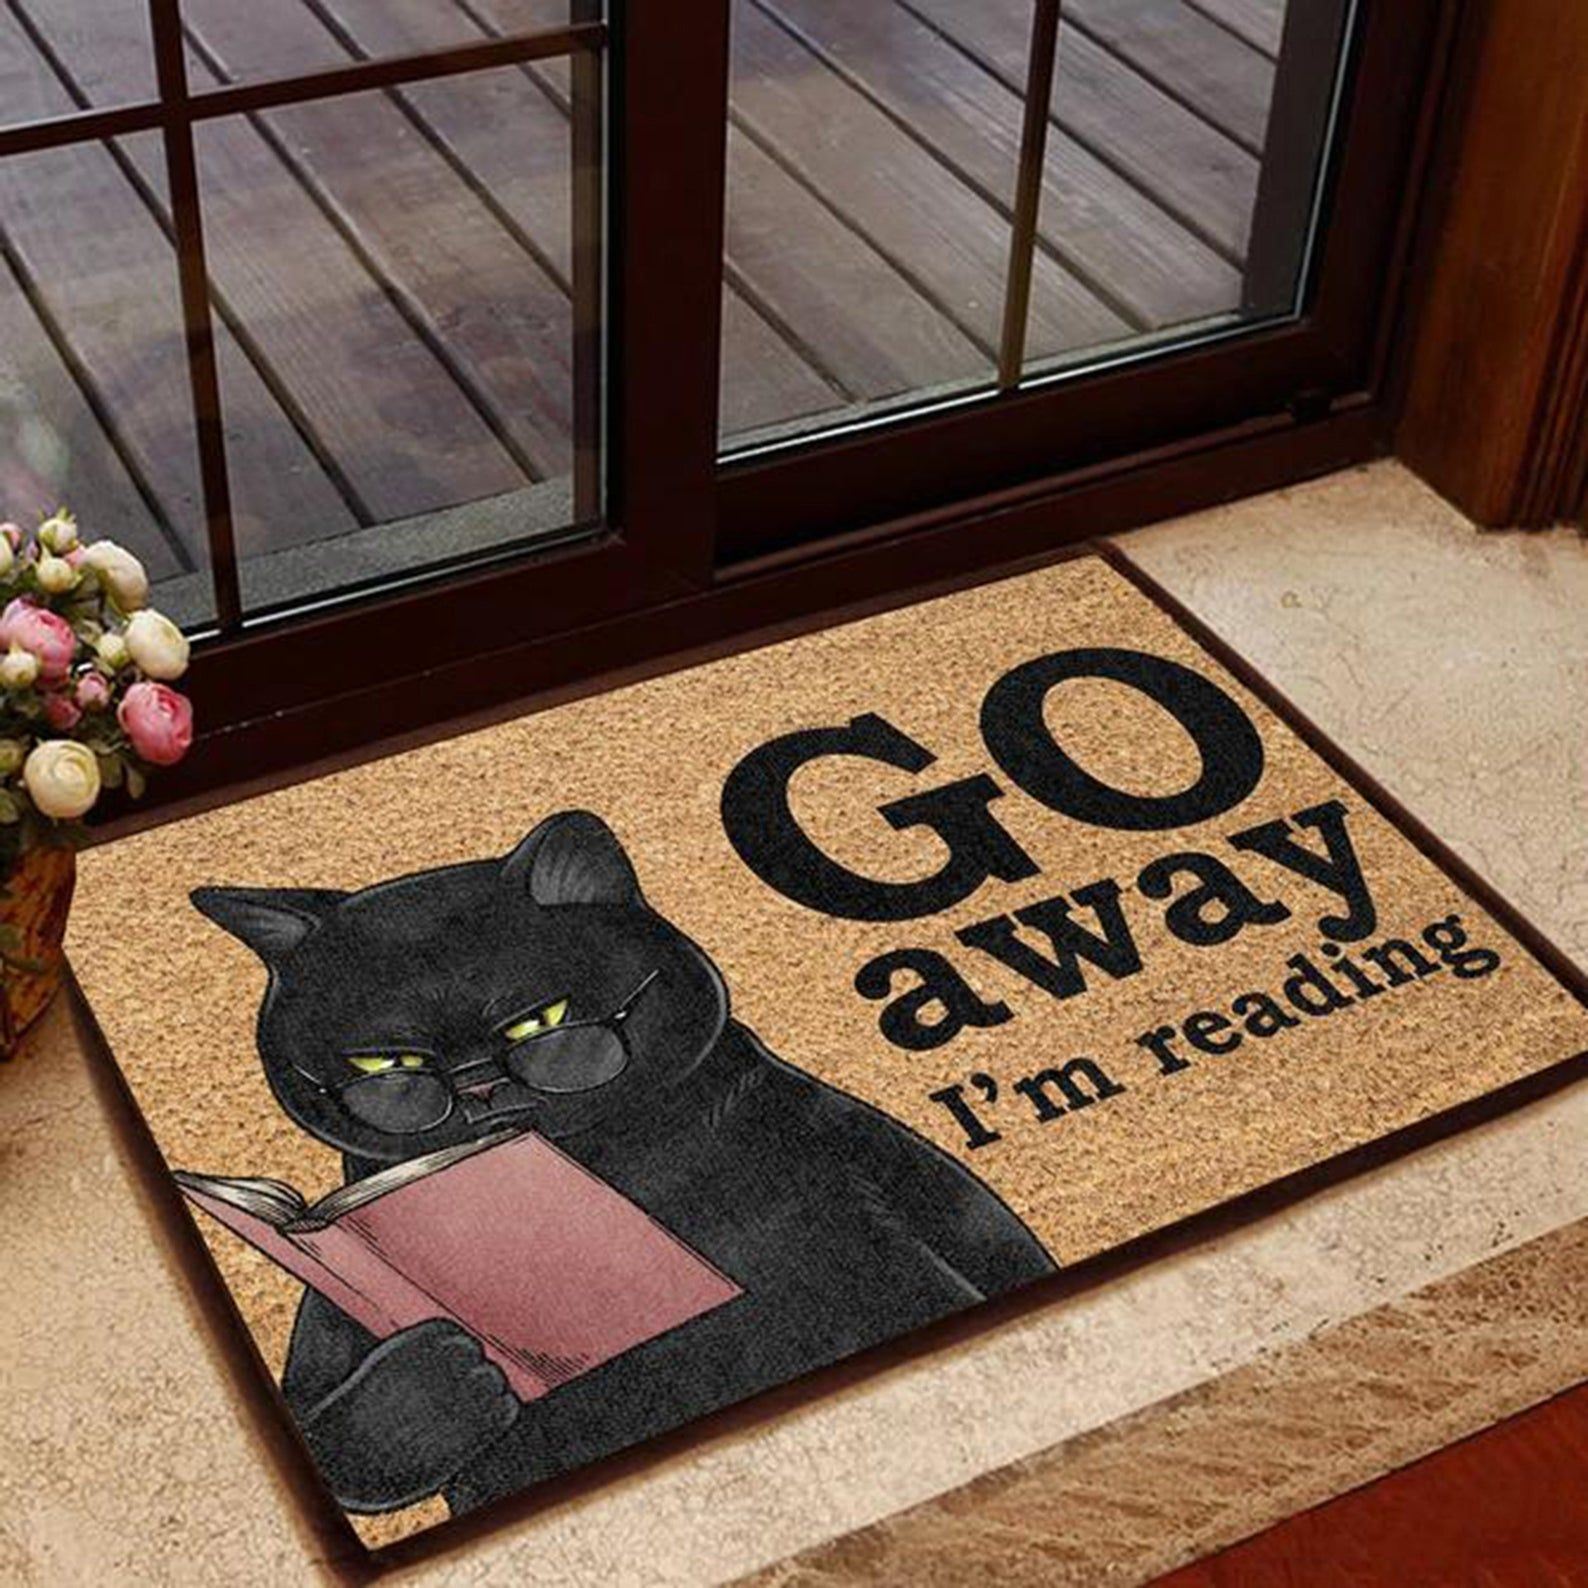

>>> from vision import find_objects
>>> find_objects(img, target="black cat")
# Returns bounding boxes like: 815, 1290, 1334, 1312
192, 812, 1055, 1516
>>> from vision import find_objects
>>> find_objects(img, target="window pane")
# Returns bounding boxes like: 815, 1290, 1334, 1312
718, 0, 1352, 454
190, 59, 597, 615
0, 133, 215, 628
0, 0, 156, 130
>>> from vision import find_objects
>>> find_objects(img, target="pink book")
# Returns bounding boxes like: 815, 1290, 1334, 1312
174, 1130, 742, 1401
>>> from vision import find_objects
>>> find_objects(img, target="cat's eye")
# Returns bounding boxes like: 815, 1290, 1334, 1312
346, 1053, 430, 1075
503, 998, 569, 1042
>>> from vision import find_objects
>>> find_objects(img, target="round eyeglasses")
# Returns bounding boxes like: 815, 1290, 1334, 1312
296, 971, 658, 1136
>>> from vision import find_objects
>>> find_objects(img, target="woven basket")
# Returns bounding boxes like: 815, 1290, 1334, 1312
0, 843, 75, 1057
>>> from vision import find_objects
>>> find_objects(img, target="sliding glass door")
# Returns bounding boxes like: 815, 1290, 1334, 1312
0, 0, 1448, 802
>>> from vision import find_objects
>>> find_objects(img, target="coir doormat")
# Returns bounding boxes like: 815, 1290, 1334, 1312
69, 547, 1588, 1551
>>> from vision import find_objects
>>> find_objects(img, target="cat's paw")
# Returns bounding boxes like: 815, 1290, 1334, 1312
376, 1318, 521, 1432
309, 1320, 521, 1510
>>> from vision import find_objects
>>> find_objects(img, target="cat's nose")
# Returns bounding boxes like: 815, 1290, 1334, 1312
457, 1076, 511, 1100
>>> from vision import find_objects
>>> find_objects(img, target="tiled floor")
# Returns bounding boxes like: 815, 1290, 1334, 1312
2, 460, 1585, 1584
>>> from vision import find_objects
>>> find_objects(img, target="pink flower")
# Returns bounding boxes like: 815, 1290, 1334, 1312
75, 672, 111, 712
118, 680, 193, 767
43, 691, 81, 730
0, 598, 76, 684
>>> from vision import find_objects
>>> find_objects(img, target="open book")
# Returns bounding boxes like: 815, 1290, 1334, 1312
175, 1130, 742, 1401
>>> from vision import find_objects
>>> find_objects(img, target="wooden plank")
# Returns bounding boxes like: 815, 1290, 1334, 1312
401, 71, 842, 435
0, 252, 182, 580
1066, 0, 1274, 154
341, 15, 581, 283
729, 1, 1130, 366
719, 288, 843, 438
723, 127, 991, 400
0, 0, 156, 115
1186, 0, 1285, 59
308, 0, 845, 437
457, 0, 568, 31
761, 0, 1241, 329
904, 0, 1258, 260
180, 0, 582, 481
177, 100, 533, 510
0, 10, 358, 567
18, 0, 533, 527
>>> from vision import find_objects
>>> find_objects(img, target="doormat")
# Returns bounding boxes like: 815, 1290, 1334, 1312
68, 547, 1588, 1552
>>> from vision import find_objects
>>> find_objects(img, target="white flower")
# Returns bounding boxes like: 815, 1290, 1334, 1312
0, 739, 25, 775
38, 511, 78, 554
124, 609, 189, 681
0, 645, 39, 689
0, 538, 14, 578
23, 740, 100, 820
96, 631, 130, 672
80, 539, 149, 611
35, 553, 79, 594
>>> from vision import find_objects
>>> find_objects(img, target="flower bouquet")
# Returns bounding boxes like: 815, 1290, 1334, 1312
0, 507, 194, 1054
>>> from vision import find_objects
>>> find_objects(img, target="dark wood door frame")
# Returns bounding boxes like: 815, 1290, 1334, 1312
1395, 0, 1588, 528
1240, 0, 1355, 317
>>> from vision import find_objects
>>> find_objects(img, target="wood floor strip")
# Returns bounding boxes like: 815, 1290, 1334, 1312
1066, 0, 1274, 156
1183, 0, 1284, 60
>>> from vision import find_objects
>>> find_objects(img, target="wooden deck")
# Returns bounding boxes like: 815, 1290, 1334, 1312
0, 0, 1286, 605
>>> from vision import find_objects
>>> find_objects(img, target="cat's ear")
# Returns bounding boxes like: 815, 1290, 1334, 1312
190, 887, 344, 963
501, 811, 641, 906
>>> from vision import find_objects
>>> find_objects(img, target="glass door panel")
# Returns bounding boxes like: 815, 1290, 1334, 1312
0, 1, 605, 632
718, 0, 1354, 457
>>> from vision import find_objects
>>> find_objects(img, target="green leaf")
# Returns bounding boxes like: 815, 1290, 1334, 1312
96, 753, 124, 790
0, 790, 20, 825
125, 764, 147, 800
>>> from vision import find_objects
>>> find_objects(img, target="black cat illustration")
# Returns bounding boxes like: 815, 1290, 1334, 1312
192, 811, 1054, 1516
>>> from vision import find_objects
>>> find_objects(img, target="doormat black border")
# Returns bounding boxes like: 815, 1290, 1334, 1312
69, 537, 1588, 1579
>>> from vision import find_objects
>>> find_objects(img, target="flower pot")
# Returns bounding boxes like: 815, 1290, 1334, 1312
0, 843, 75, 1056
